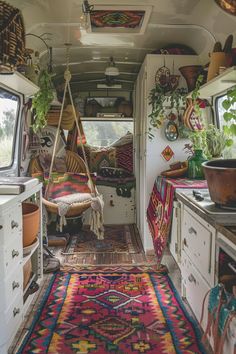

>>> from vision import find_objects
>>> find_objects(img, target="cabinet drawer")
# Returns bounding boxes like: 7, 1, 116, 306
0, 203, 22, 247
0, 232, 22, 278
0, 267, 23, 313
0, 295, 23, 346
181, 251, 210, 327
182, 207, 215, 285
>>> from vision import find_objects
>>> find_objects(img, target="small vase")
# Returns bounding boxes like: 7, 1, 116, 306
179, 65, 203, 92
188, 149, 207, 179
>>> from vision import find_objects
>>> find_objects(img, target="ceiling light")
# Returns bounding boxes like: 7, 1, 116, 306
105, 57, 119, 77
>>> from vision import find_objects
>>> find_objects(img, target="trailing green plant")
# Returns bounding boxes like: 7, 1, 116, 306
191, 74, 204, 117
148, 85, 187, 139
222, 86, 236, 146
32, 69, 54, 133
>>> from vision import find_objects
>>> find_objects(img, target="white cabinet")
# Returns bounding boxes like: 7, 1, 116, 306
169, 201, 182, 266
0, 184, 43, 353
182, 206, 215, 286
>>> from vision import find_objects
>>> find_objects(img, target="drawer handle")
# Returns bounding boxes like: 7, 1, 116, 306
13, 307, 20, 317
12, 281, 20, 290
0, 225, 2, 230
188, 227, 197, 235
12, 250, 19, 258
188, 274, 196, 284
11, 220, 19, 229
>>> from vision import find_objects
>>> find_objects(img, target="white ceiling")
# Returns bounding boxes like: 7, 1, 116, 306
7, 0, 236, 92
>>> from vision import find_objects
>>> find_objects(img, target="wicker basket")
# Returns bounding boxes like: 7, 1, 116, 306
0, 0, 25, 72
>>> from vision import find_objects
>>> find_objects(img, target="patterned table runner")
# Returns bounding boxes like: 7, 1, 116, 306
147, 176, 207, 263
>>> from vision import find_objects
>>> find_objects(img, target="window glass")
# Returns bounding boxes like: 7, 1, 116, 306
0, 89, 19, 168
216, 95, 236, 158
82, 120, 133, 147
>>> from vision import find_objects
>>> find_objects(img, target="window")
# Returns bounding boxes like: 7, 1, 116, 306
82, 119, 133, 146
0, 88, 20, 168
216, 94, 236, 158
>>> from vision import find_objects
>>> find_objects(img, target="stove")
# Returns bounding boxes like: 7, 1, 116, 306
177, 188, 236, 225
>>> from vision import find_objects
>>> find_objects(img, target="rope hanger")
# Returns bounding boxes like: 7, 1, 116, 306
45, 43, 96, 197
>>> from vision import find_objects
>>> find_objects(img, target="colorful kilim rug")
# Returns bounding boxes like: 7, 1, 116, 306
147, 177, 207, 263
17, 266, 206, 354
63, 224, 141, 255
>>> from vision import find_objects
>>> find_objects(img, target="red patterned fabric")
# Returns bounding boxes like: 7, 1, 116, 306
116, 142, 133, 173
147, 177, 207, 263
17, 267, 206, 354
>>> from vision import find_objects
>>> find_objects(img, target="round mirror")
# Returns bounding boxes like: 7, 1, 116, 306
165, 121, 179, 141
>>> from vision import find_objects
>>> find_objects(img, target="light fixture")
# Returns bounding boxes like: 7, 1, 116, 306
105, 57, 120, 77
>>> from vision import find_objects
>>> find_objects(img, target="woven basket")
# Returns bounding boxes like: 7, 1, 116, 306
0, 0, 25, 72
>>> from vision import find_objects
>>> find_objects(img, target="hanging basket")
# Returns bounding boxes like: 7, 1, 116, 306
0, 0, 25, 72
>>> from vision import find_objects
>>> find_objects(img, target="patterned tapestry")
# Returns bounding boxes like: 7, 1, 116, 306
17, 267, 206, 353
90, 10, 145, 28
147, 177, 207, 263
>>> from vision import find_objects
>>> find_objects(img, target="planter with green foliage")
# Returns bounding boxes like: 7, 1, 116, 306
32, 70, 54, 133
222, 86, 236, 146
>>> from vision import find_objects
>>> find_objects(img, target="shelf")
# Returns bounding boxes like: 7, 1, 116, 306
187, 66, 236, 99
81, 116, 133, 121
22, 238, 39, 266
0, 71, 39, 96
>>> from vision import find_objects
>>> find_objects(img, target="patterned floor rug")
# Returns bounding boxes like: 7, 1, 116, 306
62, 224, 142, 255
17, 266, 206, 354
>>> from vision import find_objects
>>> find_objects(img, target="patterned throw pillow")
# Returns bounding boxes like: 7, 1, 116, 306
116, 143, 133, 173
44, 172, 95, 200
89, 147, 116, 173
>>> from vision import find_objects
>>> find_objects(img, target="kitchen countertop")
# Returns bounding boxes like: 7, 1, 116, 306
176, 191, 236, 247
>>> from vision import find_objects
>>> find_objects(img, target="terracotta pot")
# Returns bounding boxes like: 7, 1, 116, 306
207, 52, 227, 82
202, 159, 236, 207
179, 65, 203, 92
22, 203, 40, 247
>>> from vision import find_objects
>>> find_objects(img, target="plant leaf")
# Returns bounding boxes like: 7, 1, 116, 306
222, 99, 231, 110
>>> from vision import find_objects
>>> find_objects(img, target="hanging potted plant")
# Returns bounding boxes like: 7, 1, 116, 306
32, 69, 54, 133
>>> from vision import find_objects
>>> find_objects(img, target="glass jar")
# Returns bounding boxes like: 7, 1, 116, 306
188, 149, 207, 179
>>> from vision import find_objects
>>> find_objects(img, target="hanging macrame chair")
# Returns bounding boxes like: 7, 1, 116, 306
31, 45, 104, 238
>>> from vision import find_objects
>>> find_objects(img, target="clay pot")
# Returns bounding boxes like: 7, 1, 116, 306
179, 65, 203, 92
202, 159, 236, 207
22, 203, 40, 247
207, 52, 227, 82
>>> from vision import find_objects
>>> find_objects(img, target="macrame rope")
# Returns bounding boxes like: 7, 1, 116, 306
45, 44, 96, 197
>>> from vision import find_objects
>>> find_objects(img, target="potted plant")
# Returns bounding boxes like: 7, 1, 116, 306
32, 69, 54, 133
202, 87, 236, 207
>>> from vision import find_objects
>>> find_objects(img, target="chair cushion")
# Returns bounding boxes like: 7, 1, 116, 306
44, 172, 94, 200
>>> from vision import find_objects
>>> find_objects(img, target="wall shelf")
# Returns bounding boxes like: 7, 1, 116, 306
0, 71, 39, 96
188, 66, 236, 99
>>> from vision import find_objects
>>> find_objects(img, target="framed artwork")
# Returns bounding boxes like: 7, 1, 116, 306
87, 6, 152, 34
215, 0, 236, 16
161, 145, 174, 162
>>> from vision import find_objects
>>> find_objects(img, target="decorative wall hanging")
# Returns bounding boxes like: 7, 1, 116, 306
165, 121, 179, 141
87, 5, 152, 34
155, 60, 180, 94
215, 0, 236, 16
161, 145, 174, 162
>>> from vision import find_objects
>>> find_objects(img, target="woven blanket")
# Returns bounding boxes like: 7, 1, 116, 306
147, 177, 207, 263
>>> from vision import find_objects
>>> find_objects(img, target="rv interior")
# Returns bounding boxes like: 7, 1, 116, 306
1, 0, 236, 353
